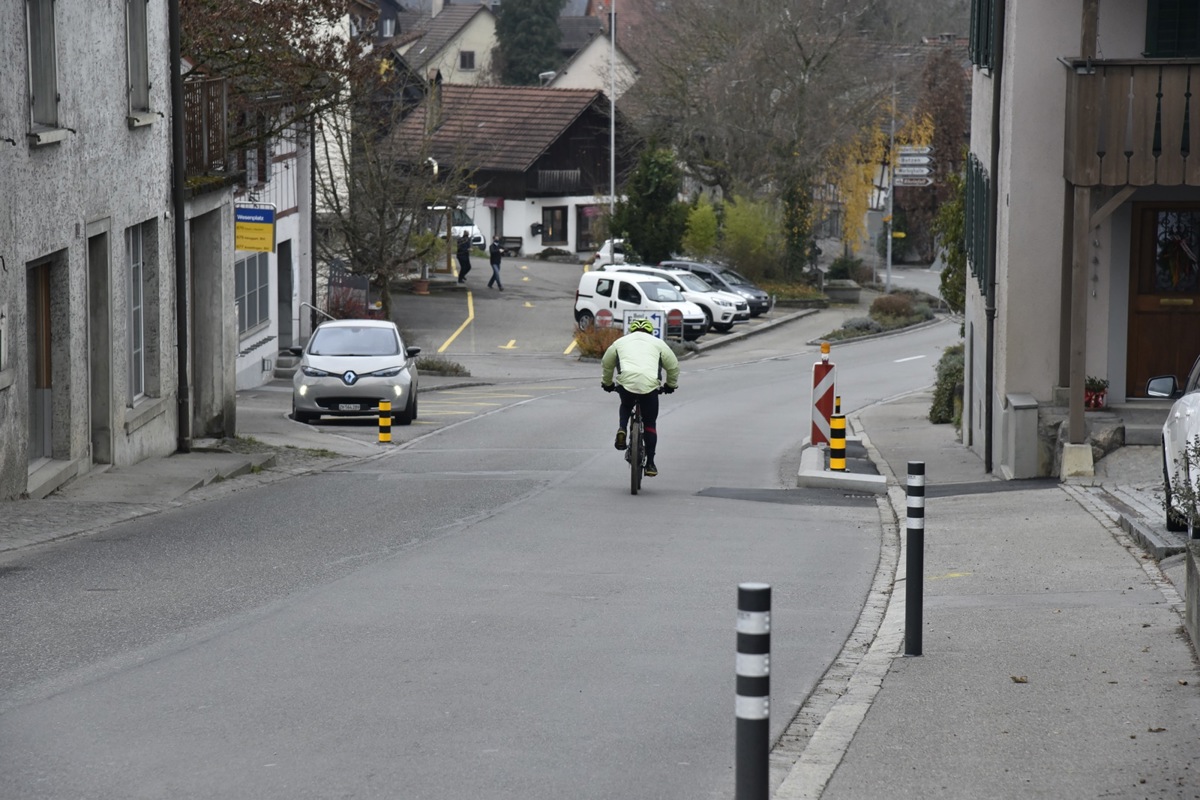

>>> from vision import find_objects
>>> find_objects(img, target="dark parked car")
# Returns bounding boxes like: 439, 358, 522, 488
659, 260, 772, 317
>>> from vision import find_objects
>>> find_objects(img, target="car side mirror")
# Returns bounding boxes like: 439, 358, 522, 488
1146, 375, 1179, 398
288, 346, 304, 357
406, 346, 422, 359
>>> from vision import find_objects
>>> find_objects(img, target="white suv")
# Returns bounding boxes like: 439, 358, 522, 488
599, 264, 749, 332
575, 271, 708, 341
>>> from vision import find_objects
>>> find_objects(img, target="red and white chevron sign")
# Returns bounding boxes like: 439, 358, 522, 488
811, 342, 836, 445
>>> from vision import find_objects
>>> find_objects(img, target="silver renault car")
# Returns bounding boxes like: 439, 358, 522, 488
290, 319, 420, 424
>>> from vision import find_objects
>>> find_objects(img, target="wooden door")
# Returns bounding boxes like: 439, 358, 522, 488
1127, 203, 1200, 395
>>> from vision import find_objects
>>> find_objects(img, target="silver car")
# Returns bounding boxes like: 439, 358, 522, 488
290, 319, 420, 425
1148, 354, 1200, 531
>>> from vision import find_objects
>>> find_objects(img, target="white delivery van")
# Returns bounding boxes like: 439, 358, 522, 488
575, 271, 708, 341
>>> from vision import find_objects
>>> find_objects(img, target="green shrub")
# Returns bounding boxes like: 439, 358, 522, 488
416, 356, 471, 376
929, 343, 965, 425
682, 196, 719, 259
826, 255, 862, 280
869, 293, 914, 319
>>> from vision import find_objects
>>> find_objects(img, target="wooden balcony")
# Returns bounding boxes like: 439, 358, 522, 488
183, 77, 229, 179
1065, 59, 1200, 187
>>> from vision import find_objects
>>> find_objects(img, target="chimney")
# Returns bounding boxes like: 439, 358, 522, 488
432, 0, 444, 17
425, 69, 443, 135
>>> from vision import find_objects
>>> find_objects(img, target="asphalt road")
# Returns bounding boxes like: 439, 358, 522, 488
0, 266, 961, 798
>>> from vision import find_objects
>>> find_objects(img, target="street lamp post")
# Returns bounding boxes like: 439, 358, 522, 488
609, 0, 616, 219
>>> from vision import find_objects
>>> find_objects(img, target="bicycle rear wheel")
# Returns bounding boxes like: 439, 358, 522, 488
629, 416, 642, 495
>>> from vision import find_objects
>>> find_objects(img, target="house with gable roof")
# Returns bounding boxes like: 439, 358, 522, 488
545, 31, 638, 100
394, 0, 498, 86
390, 83, 638, 256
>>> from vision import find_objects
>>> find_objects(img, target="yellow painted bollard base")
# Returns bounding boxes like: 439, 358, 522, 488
830, 414, 846, 472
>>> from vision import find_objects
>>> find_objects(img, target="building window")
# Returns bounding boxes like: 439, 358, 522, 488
965, 153, 991, 295
26, 0, 59, 128
126, 0, 150, 112
541, 206, 568, 245
968, 0, 995, 70
1146, 0, 1200, 57
459, 50, 476, 71
381, 17, 395, 38
235, 252, 271, 334
127, 225, 146, 401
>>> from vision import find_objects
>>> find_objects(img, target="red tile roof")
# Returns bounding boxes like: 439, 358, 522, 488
392, 84, 609, 172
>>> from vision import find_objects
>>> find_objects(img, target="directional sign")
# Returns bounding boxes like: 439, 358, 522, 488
899, 144, 932, 155
898, 154, 932, 166
894, 176, 934, 187
895, 166, 932, 177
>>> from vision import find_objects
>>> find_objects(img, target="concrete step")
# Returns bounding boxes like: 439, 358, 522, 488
1124, 422, 1165, 446
273, 352, 300, 380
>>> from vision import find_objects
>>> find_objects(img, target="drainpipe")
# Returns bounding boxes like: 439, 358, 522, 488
984, 0, 1006, 473
309, 121, 318, 336
168, 0, 191, 453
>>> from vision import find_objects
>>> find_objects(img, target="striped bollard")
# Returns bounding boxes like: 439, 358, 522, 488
810, 342, 835, 445
905, 461, 925, 657
829, 414, 846, 472
378, 400, 392, 444
736, 582, 770, 800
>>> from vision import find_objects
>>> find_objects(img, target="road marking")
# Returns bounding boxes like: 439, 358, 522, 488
564, 338, 578, 355
524, 301, 534, 308
520, 265, 528, 270
438, 291, 474, 353
500, 340, 517, 350
894, 355, 926, 363
929, 571, 972, 580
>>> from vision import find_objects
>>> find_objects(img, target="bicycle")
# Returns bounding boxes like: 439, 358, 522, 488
625, 397, 648, 495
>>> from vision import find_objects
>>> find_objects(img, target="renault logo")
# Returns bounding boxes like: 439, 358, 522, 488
341, 371, 359, 385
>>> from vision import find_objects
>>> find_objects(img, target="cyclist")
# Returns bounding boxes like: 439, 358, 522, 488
600, 318, 680, 477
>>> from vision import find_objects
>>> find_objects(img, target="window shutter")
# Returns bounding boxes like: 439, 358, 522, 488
1146, 0, 1200, 57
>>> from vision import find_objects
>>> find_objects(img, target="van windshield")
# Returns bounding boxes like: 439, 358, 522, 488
641, 280, 684, 303
719, 268, 752, 285
673, 272, 713, 292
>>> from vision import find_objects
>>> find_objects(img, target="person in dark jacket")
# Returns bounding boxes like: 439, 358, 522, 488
456, 232, 472, 283
487, 235, 504, 291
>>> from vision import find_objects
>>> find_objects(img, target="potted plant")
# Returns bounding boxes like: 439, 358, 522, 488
1084, 375, 1109, 409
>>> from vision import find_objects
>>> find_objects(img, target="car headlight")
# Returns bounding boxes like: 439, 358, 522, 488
715, 298, 733, 307
301, 366, 330, 377
371, 366, 404, 378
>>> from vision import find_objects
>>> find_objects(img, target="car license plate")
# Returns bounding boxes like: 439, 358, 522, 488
338, 403, 360, 411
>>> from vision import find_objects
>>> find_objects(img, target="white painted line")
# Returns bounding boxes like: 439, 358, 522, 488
893, 355, 926, 363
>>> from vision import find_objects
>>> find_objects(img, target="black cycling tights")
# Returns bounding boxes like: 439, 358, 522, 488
616, 386, 660, 459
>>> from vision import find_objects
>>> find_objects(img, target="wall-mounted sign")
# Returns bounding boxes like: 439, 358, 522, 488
235, 203, 277, 253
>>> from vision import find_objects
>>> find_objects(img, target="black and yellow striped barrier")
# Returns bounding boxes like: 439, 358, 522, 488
829, 413, 846, 472
379, 400, 392, 444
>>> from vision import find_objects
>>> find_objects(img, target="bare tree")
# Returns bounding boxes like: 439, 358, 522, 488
313, 61, 472, 321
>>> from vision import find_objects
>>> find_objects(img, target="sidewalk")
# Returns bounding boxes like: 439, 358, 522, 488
773, 391, 1200, 799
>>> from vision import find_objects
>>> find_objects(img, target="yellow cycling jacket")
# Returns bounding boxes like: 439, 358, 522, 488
600, 331, 680, 395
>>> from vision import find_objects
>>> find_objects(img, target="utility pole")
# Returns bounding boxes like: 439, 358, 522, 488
885, 82, 895, 294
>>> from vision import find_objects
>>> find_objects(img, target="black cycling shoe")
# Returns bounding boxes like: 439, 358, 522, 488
644, 461, 658, 477
614, 429, 627, 450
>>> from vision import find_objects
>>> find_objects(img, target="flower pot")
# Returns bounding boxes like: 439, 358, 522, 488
412, 278, 430, 296
1084, 388, 1107, 409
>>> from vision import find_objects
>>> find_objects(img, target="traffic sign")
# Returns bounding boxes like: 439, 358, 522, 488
894, 176, 934, 187
899, 144, 932, 155
596, 308, 614, 328
898, 154, 932, 166
895, 166, 931, 177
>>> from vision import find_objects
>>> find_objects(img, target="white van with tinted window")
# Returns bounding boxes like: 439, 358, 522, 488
427, 204, 484, 248
598, 263, 750, 332
575, 271, 708, 341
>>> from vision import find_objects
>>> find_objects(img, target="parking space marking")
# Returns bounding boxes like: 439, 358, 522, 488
438, 291, 475, 354
500, 340, 517, 350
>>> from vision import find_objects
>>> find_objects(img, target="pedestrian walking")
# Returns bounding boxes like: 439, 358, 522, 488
488, 235, 504, 291
456, 232, 472, 283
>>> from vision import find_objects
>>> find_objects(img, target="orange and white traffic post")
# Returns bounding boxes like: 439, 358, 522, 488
810, 342, 836, 445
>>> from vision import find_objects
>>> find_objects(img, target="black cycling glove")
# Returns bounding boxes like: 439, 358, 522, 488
662, 384, 676, 394
602, 382, 616, 393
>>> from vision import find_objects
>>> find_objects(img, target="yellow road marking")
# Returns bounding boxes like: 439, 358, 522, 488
438, 291, 474, 353
564, 338, 578, 355
521, 276, 530, 282
520, 265, 528, 270
524, 301, 534, 308
928, 571, 973, 581
500, 340, 518, 350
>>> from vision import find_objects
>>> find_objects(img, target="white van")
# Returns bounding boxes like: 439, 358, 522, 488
575, 271, 708, 341
427, 205, 484, 248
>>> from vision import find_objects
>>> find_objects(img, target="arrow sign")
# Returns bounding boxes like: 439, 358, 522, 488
898, 154, 932, 166
894, 176, 934, 187
895, 166, 932, 176
899, 144, 932, 155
